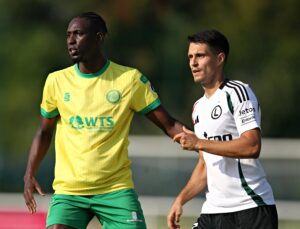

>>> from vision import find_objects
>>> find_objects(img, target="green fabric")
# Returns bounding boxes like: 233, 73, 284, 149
238, 160, 266, 206
226, 91, 234, 114
139, 98, 161, 115
41, 108, 59, 118
75, 60, 110, 78
46, 189, 147, 229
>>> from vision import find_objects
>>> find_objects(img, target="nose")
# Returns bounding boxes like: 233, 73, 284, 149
190, 57, 198, 67
67, 33, 76, 45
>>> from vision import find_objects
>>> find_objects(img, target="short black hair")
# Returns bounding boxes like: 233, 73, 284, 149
188, 29, 229, 62
76, 12, 108, 34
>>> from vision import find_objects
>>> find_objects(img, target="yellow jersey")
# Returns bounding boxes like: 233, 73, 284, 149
40, 60, 160, 195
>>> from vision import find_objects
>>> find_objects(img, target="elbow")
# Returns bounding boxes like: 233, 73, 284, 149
251, 150, 260, 159
248, 144, 261, 159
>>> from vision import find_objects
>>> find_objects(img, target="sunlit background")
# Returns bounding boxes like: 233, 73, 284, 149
0, 0, 299, 228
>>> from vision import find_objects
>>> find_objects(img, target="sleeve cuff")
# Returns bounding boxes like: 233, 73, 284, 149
41, 108, 59, 118
139, 98, 161, 115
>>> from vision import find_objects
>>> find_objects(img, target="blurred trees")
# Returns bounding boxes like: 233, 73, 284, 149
0, 0, 300, 156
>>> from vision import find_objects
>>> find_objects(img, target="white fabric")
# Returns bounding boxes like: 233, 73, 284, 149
192, 80, 275, 213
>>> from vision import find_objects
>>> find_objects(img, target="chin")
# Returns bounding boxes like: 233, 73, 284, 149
71, 56, 81, 63
193, 76, 203, 83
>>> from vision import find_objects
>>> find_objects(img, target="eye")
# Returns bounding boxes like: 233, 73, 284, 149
77, 31, 84, 35
195, 53, 205, 58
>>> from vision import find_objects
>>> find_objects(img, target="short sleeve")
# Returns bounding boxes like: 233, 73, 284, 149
40, 74, 59, 118
130, 71, 161, 114
233, 85, 261, 135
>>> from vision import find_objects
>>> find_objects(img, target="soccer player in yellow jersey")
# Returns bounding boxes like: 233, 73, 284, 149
23, 12, 185, 229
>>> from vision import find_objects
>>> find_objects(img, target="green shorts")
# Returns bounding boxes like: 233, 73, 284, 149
46, 189, 146, 229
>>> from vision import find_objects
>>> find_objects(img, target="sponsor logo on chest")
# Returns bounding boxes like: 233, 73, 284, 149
69, 116, 114, 132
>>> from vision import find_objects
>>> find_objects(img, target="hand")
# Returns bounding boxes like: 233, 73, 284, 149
23, 176, 45, 214
167, 201, 183, 229
173, 126, 200, 151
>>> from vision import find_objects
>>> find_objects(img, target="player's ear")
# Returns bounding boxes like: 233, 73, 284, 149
97, 32, 105, 42
217, 52, 225, 66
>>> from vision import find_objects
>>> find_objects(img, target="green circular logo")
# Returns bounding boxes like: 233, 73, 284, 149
69, 115, 84, 129
106, 90, 121, 104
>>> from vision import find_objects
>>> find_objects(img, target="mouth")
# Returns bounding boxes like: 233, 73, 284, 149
68, 47, 78, 56
192, 69, 201, 74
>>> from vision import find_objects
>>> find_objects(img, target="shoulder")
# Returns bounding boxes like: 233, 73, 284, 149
47, 65, 74, 80
109, 61, 141, 78
192, 96, 204, 112
109, 61, 150, 88
220, 79, 256, 103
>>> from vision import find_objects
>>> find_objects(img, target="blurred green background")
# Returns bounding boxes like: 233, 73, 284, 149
0, 1, 300, 227
1, 0, 300, 156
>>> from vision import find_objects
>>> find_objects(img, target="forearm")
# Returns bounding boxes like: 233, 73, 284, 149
196, 130, 261, 158
146, 106, 187, 139
165, 120, 185, 139
175, 180, 205, 206
24, 128, 53, 178
178, 128, 261, 158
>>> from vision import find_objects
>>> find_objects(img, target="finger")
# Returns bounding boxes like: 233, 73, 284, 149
183, 126, 194, 134
175, 211, 181, 223
24, 190, 37, 214
32, 178, 46, 196
173, 133, 184, 142
167, 213, 176, 229
35, 184, 46, 196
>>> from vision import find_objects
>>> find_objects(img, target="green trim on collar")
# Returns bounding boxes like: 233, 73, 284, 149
75, 60, 110, 78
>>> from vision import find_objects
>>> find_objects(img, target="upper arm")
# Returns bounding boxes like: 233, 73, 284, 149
187, 151, 207, 191
240, 127, 261, 158
130, 72, 161, 114
38, 115, 58, 134
40, 74, 59, 118
231, 84, 261, 135
196, 151, 206, 177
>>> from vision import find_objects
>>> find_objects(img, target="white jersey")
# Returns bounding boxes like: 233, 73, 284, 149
192, 79, 275, 213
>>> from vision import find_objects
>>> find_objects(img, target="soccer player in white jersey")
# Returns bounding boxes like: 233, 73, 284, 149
167, 30, 278, 229
23, 12, 186, 229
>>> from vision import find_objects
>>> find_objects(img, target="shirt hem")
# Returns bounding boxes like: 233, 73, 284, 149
201, 200, 275, 214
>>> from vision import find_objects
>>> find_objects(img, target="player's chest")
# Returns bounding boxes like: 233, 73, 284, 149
55, 78, 131, 115
193, 94, 235, 138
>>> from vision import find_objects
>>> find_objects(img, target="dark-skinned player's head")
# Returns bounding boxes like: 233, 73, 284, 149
76, 12, 108, 35
67, 12, 108, 63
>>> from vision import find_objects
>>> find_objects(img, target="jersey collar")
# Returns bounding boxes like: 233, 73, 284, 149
75, 60, 110, 78
219, 78, 229, 89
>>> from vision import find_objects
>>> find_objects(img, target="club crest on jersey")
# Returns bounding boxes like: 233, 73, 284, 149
106, 90, 121, 104
211, 105, 222, 119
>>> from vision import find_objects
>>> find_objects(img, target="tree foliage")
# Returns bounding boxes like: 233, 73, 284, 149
0, 0, 299, 155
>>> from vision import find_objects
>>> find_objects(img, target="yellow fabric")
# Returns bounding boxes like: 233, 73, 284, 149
40, 60, 160, 195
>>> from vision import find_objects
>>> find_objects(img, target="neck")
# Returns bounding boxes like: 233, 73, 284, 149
78, 55, 106, 74
203, 75, 225, 98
